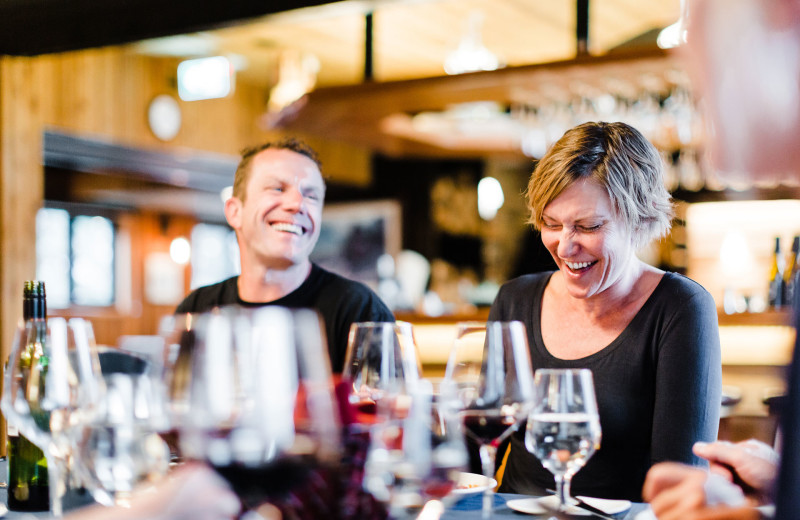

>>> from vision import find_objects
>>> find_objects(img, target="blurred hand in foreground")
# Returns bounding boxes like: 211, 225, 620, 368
67, 463, 241, 520
694, 440, 779, 499
642, 462, 758, 520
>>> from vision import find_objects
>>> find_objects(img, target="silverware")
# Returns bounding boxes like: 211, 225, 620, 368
544, 490, 619, 520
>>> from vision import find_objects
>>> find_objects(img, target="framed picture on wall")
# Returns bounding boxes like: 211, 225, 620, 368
310, 200, 402, 288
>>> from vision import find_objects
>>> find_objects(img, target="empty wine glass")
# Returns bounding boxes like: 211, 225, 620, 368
342, 321, 421, 417
178, 306, 341, 513
525, 369, 602, 512
72, 371, 170, 506
2, 317, 105, 517
363, 379, 467, 519
443, 321, 535, 519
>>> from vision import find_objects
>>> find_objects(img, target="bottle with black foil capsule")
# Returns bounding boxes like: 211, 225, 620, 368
768, 237, 786, 309
784, 236, 800, 307
6, 280, 50, 511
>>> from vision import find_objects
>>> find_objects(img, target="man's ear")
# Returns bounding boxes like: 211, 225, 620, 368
224, 196, 243, 230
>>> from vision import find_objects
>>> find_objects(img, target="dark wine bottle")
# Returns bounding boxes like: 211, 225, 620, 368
784, 236, 800, 307
768, 238, 786, 309
7, 280, 50, 512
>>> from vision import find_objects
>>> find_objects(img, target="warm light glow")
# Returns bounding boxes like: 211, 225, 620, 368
170, 236, 191, 265
268, 50, 319, 113
478, 176, 504, 220
177, 56, 234, 101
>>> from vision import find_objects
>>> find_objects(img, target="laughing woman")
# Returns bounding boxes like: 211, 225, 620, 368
493, 121, 721, 502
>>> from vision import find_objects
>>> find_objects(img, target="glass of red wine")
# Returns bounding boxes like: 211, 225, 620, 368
443, 321, 535, 519
342, 321, 422, 418
363, 379, 468, 519
176, 305, 341, 514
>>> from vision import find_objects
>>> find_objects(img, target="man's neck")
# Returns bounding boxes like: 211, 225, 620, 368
237, 260, 313, 303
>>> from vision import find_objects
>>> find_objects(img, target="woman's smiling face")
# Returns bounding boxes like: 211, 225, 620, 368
539, 178, 637, 300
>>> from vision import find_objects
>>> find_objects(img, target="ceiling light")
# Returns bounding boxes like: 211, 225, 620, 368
657, 0, 688, 49
444, 11, 502, 75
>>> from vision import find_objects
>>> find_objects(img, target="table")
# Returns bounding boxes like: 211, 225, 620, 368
0, 458, 649, 520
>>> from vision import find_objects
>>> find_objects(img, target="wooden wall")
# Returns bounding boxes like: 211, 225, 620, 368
0, 45, 372, 371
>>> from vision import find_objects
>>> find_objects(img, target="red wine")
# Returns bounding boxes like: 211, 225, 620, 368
461, 410, 518, 445
211, 455, 316, 509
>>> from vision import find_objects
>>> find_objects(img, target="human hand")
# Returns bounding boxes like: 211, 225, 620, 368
69, 463, 241, 520
642, 462, 753, 520
693, 440, 778, 498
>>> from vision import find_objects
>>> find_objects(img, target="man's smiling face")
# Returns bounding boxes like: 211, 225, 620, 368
227, 148, 325, 270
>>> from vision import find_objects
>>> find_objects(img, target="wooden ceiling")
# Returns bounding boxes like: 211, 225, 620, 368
131, 0, 682, 88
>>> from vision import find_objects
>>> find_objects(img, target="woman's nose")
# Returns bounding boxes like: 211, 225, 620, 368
557, 228, 579, 258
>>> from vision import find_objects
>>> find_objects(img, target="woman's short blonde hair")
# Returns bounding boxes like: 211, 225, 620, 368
526, 121, 674, 249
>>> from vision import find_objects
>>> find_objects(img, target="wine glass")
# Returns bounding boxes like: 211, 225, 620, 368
443, 321, 535, 519
177, 305, 341, 513
342, 321, 422, 417
525, 369, 602, 512
72, 371, 171, 506
1, 317, 105, 517
363, 379, 468, 519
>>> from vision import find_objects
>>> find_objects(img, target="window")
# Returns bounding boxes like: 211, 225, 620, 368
190, 223, 239, 289
36, 208, 116, 309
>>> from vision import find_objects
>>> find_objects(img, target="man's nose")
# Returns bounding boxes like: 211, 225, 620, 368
283, 187, 304, 211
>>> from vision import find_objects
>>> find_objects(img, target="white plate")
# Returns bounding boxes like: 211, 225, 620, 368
507, 495, 632, 516
451, 472, 498, 495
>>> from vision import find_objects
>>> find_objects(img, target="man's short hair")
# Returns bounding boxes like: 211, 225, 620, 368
232, 138, 322, 202
526, 121, 674, 250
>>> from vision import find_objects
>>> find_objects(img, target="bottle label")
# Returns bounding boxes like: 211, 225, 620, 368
7, 423, 19, 437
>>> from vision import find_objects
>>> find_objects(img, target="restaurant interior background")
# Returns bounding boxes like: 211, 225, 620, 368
2, 0, 799, 445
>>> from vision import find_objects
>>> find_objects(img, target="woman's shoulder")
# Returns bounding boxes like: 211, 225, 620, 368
657, 271, 713, 298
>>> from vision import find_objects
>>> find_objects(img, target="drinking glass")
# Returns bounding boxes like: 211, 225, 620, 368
525, 369, 602, 512
363, 379, 467, 519
1, 317, 105, 517
177, 306, 341, 513
443, 321, 535, 519
72, 372, 170, 506
342, 321, 421, 416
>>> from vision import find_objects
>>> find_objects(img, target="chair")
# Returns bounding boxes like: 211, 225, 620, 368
97, 347, 150, 376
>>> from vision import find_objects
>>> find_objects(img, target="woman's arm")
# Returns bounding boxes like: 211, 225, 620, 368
651, 287, 722, 466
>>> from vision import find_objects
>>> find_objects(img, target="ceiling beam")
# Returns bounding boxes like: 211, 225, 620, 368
0, 0, 338, 56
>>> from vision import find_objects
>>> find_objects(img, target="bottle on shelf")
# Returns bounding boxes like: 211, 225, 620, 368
6, 280, 50, 512
768, 237, 786, 309
785, 236, 800, 307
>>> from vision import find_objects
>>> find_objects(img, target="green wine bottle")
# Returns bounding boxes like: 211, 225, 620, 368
7, 280, 50, 511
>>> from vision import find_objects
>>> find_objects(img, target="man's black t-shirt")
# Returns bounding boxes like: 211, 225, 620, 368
175, 263, 394, 372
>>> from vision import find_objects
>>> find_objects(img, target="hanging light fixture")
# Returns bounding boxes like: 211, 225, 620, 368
268, 49, 320, 113
657, 0, 689, 49
444, 11, 502, 75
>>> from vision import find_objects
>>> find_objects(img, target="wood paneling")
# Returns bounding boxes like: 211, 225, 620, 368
0, 46, 372, 419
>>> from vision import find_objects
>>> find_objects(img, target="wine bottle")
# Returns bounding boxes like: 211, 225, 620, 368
7, 280, 50, 511
768, 237, 786, 309
784, 236, 800, 307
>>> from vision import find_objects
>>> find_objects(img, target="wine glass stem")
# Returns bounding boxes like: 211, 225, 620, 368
478, 444, 497, 520
555, 473, 572, 510
47, 454, 68, 518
